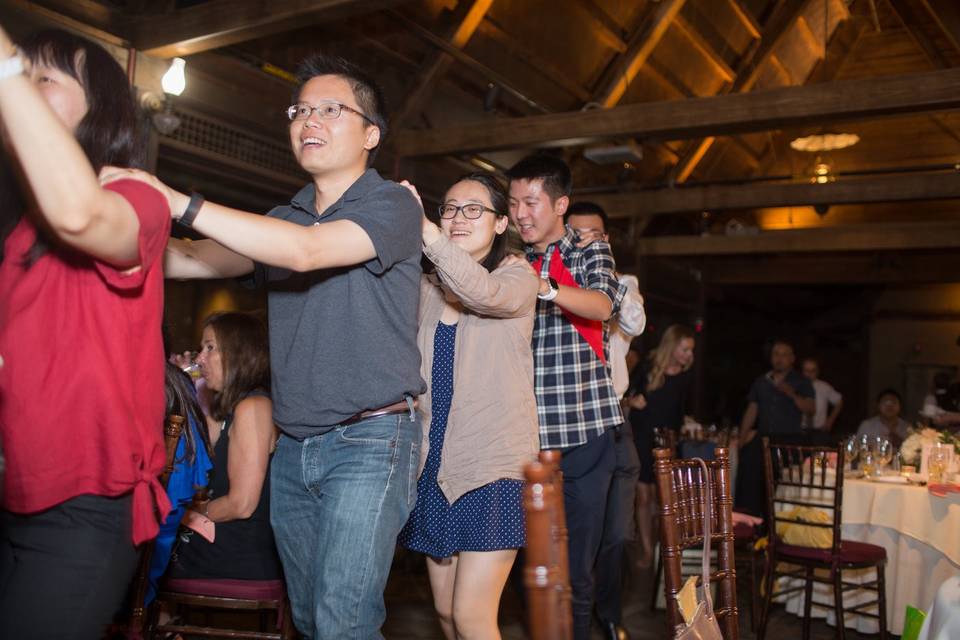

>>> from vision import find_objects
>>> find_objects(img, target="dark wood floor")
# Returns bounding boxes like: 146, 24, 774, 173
383, 543, 893, 639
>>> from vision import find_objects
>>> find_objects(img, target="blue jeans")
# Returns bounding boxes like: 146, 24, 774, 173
270, 410, 420, 639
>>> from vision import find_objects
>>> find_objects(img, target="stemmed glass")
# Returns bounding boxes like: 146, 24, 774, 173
843, 437, 860, 474
876, 438, 893, 474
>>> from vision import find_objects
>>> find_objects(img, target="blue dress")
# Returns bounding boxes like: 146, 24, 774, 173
399, 321, 525, 558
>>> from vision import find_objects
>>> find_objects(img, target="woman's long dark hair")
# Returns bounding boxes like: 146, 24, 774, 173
165, 362, 213, 465
204, 313, 271, 422
0, 29, 143, 264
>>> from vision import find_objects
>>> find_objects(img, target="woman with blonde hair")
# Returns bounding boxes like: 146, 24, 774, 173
626, 324, 695, 566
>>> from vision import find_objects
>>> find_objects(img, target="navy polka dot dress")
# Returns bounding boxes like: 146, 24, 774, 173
399, 321, 526, 558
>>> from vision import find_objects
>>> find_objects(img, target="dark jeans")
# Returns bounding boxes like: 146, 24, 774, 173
594, 422, 640, 625
0, 493, 139, 640
561, 430, 616, 640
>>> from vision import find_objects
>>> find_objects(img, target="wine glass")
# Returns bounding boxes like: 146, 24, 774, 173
861, 450, 877, 479
929, 442, 950, 484
876, 438, 893, 473
843, 437, 859, 473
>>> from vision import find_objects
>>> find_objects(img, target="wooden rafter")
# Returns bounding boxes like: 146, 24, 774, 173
587, 171, 960, 218
595, 0, 688, 108
387, 7, 550, 117
391, 0, 495, 128
635, 220, 960, 255
921, 0, 960, 54
393, 67, 960, 156
127, 0, 406, 58
570, 0, 628, 53
673, 16, 736, 82
726, 0, 762, 39
667, 0, 815, 183
889, 0, 952, 69
476, 17, 591, 103
6, 0, 126, 45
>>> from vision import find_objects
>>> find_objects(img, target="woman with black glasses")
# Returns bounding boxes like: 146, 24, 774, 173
398, 173, 540, 639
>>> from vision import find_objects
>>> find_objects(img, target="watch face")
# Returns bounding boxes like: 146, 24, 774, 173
549, 277, 558, 290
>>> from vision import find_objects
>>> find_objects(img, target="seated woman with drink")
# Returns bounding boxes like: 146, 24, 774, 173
166, 312, 282, 581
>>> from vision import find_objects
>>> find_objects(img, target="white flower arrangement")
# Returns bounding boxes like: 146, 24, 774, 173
900, 428, 941, 466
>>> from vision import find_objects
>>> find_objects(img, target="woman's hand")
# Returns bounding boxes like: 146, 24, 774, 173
628, 393, 647, 410
99, 166, 190, 219
401, 179, 442, 246
499, 254, 536, 275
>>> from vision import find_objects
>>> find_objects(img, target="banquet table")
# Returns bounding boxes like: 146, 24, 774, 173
778, 476, 960, 635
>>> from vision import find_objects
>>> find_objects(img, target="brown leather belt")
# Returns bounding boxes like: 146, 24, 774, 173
342, 399, 417, 426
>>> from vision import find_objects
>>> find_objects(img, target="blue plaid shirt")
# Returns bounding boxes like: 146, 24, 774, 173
526, 226, 626, 449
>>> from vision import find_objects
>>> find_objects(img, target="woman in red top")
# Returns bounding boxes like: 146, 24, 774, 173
0, 27, 170, 638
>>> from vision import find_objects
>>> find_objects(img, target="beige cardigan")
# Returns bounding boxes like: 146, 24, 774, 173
418, 234, 541, 504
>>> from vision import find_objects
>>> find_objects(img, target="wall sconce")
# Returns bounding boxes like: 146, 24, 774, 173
150, 57, 186, 135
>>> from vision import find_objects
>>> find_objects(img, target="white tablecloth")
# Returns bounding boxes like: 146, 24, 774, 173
778, 478, 960, 634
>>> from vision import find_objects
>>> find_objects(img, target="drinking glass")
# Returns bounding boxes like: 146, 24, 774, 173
929, 443, 949, 484
861, 451, 876, 479
877, 438, 893, 473
843, 437, 859, 473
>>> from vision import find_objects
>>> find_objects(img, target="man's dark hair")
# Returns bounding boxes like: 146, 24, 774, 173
565, 201, 609, 231
505, 153, 572, 202
293, 54, 387, 165
771, 338, 795, 352
876, 388, 902, 403
1, 29, 143, 266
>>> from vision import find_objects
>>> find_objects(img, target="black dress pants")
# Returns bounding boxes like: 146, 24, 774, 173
0, 493, 139, 640
561, 430, 616, 640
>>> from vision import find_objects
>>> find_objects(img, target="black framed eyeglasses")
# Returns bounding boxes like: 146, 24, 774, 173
438, 203, 498, 219
286, 102, 375, 125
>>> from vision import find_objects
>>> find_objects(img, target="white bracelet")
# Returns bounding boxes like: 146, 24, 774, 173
0, 55, 24, 82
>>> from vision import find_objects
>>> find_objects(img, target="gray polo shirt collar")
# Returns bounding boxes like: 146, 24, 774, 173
289, 168, 382, 221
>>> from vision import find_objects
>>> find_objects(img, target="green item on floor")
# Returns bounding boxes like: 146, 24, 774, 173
902, 605, 926, 640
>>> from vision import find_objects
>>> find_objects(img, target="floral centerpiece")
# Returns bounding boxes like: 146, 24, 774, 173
900, 427, 960, 466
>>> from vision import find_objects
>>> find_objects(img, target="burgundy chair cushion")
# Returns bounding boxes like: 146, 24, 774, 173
161, 578, 286, 601
778, 540, 887, 565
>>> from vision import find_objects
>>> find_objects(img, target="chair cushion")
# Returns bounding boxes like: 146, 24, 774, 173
778, 539, 887, 565
161, 578, 286, 601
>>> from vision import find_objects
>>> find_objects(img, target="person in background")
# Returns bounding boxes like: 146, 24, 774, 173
735, 340, 815, 516
166, 312, 282, 582
398, 173, 539, 640
856, 389, 911, 447
627, 325, 695, 569
565, 201, 645, 640
507, 153, 626, 640
801, 357, 843, 433
0, 27, 171, 637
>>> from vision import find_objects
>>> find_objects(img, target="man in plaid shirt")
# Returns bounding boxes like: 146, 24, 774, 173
507, 154, 626, 640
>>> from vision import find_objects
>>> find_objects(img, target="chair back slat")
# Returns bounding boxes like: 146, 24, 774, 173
654, 446, 739, 640
761, 439, 844, 557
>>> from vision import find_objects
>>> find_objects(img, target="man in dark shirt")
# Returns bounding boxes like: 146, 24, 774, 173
161, 55, 424, 639
736, 340, 815, 515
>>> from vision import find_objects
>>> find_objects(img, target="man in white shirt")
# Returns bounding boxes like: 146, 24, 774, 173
802, 357, 843, 432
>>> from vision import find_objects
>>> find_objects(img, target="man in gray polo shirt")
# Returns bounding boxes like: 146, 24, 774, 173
160, 55, 425, 639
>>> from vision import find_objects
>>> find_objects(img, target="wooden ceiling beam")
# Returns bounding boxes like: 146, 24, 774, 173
571, 0, 628, 53
673, 16, 736, 82
889, 0, 953, 69
920, 0, 960, 54
475, 17, 592, 103
391, 0, 495, 128
128, 0, 405, 58
725, 0, 761, 39
393, 67, 960, 156
6, 0, 126, 46
596, 0, 688, 108
635, 220, 960, 255
667, 0, 815, 183
588, 170, 960, 218
387, 7, 550, 116
699, 252, 960, 284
